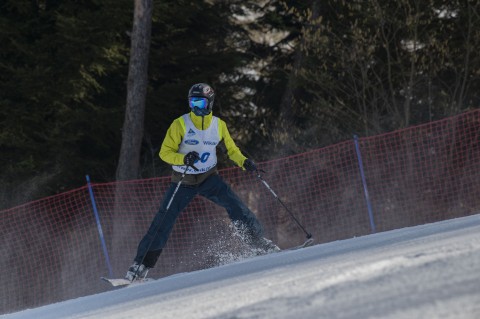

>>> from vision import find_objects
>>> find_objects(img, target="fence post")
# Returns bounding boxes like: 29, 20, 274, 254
353, 135, 376, 233
86, 175, 114, 277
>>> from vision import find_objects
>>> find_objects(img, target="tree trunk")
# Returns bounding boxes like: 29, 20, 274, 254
116, 0, 153, 181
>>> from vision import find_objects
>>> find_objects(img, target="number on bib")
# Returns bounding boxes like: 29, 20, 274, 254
199, 152, 210, 163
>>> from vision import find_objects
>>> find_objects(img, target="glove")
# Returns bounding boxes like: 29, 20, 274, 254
183, 151, 200, 167
243, 158, 257, 172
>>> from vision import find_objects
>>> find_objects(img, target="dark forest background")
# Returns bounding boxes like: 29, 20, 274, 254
1, 0, 479, 209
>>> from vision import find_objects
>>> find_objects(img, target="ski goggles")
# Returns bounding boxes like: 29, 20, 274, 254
189, 97, 208, 109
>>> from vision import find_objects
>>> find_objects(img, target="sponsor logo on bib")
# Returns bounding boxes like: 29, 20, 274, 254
184, 139, 199, 145
203, 141, 217, 146
187, 128, 196, 137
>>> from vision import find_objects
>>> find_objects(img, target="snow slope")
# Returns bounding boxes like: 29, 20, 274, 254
3, 214, 480, 319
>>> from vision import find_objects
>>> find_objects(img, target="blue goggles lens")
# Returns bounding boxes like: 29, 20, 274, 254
189, 97, 208, 109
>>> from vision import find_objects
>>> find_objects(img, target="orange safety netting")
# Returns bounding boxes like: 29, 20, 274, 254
1, 109, 479, 314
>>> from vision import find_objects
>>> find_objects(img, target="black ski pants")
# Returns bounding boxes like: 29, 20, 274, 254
134, 173, 263, 268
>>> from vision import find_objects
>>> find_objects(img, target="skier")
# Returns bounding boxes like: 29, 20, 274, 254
125, 83, 279, 281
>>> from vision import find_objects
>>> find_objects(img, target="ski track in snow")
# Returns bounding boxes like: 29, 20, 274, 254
2, 214, 480, 319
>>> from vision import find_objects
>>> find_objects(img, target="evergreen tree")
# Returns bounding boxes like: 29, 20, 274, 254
0, 0, 132, 207
2, 0, 478, 209
275, 0, 480, 151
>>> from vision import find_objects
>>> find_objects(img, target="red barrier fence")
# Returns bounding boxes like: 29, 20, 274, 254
1, 109, 480, 314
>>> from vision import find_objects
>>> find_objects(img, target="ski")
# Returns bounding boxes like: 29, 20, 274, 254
101, 277, 154, 287
101, 240, 313, 287
286, 238, 314, 251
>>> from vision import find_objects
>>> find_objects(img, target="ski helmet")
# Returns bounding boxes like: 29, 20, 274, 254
188, 83, 215, 116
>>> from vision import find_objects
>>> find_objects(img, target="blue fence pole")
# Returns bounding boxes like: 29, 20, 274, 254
86, 175, 114, 277
353, 135, 376, 233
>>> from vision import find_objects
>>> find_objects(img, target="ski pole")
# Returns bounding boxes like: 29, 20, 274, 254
133, 164, 195, 280
256, 170, 312, 239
